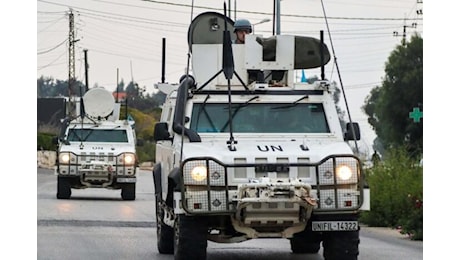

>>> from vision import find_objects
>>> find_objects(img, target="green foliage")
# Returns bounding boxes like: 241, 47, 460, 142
363, 34, 423, 157
37, 77, 165, 163
37, 76, 86, 98
37, 132, 56, 151
360, 147, 423, 240
136, 141, 156, 163
126, 107, 156, 141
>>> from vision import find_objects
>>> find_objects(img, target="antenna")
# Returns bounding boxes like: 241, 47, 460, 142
130, 60, 134, 83
83, 49, 89, 93
178, 0, 196, 163
116, 68, 119, 103
81, 49, 89, 119
320, 0, 359, 152
223, 2, 237, 151
161, 37, 166, 83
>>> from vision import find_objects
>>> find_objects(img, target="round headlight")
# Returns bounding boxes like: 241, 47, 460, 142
59, 153, 70, 164
123, 153, 135, 165
336, 165, 353, 181
191, 166, 207, 182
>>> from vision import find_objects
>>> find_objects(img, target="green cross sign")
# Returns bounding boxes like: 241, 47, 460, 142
409, 107, 423, 123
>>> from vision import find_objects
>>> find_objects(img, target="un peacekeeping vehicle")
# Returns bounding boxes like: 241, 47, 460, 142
153, 9, 370, 260
54, 87, 139, 200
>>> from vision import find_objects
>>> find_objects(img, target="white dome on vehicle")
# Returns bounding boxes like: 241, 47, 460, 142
83, 87, 115, 119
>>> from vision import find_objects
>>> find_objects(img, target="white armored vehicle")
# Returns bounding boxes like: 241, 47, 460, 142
153, 10, 369, 260
54, 87, 139, 200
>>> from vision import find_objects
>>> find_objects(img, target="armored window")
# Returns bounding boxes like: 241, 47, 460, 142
190, 103, 330, 133
67, 129, 129, 143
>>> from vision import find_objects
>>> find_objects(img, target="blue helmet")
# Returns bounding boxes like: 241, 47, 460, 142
234, 19, 252, 33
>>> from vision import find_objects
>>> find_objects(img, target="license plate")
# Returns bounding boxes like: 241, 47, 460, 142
117, 178, 136, 183
312, 221, 358, 231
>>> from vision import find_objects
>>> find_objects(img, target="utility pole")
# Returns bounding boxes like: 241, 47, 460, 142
393, 19, 417, 47
68, 9, 76, 97
67, 9, 78, 117
393, 0, 422, 47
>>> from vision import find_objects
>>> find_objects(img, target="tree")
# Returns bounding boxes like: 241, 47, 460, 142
363, 34, 423, 156
37, 76, 85, 98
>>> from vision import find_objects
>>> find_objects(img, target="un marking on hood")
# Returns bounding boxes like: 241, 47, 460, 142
257, 145, 283, 152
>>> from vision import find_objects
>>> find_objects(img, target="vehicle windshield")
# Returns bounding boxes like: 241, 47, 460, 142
190, 103, 330, 133
67, 129, 129, 142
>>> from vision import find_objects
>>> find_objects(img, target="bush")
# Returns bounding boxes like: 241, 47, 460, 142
37, 132, 56, 151
360, 147, 423, 240
136, 141, 156, 163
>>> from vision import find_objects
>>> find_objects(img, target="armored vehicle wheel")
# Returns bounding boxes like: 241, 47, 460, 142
121, 183, 136, 200
56, 176, 71, 199
174, 215, 207, 260
322, 230, 359, 260
156, 195, 174, 254
290, 227, 321, 254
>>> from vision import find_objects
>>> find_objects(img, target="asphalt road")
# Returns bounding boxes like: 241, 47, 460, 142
36, 167, 423, 260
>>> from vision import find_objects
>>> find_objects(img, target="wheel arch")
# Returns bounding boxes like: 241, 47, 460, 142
153, 163, 162, 196
166, 167, 181, 207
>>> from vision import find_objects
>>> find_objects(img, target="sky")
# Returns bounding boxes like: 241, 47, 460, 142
37, 0, 423, 156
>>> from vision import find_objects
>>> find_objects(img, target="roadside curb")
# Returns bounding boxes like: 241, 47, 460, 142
360, 226, 413, 240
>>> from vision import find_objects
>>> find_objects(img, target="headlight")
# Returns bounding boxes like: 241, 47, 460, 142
336, 165, 353, 181
121, 153, 136, 165
191, 165, 207, 181
59, 152, 71, 164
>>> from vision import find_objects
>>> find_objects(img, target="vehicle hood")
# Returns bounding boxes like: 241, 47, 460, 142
59, 142, 136, 155
181, 137, 353, 163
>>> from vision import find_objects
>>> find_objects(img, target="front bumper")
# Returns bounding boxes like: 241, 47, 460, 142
175, 155, 364, 237
56, 154, 137, 187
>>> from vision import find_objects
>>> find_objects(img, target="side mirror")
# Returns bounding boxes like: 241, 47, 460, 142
154, 122, 172, 141
344, 122, 361, 141
136, 139, 144, 146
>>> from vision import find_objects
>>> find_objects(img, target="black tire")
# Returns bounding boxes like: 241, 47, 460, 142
121, 183, 136, 200
322, 230, 360, 260
174, 215, 208, 260
290, 231, 321, 254
156, 195, 174, 254
56, 176, 71, 199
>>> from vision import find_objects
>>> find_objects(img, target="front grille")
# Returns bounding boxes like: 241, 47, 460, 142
180, 155, 364, 214
57, 152, 135, 176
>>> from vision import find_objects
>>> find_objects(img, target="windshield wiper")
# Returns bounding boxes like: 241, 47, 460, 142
271, 95, 309, 110
196, 95, 219, 132
72, 126, 99, 142
220, 96, 259, 132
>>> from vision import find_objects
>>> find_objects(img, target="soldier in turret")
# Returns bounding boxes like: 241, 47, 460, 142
233, 18, 252, 44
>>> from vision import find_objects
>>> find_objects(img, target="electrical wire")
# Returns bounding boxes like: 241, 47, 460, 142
38, 38, 68, 55
37, 50, 67, 70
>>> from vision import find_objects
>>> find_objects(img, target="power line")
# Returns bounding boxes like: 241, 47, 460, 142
37, 38, 67, 55
37, 50, 67, 70
39, 0, 422, 22
38, 0, 422, 93
39, 0, 187, 27
142, 0, 422, 21
38, 13, 66, 33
